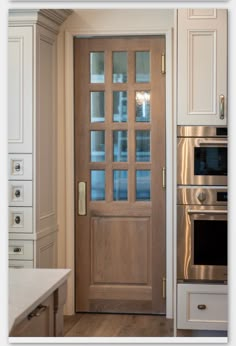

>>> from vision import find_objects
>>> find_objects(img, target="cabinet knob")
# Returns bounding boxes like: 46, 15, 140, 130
13, 247, 22, 253
197, 304, 207, 310
15, 189, 21, 198
14, 163, 21, 172
15, 216, 21, 224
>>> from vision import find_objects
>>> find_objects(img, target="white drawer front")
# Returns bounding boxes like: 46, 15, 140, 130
177, 283, 227, 331
9, 260, 34, 268
9, 240, 33, 260
8, 181, 32, 206
189, 292, 227, 323
9, 207, 33, 234
8, 154, 32, 180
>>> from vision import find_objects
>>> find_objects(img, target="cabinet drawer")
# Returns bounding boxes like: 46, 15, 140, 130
8, 154, 32, 180
177, 283, 227, 331
9, 207, 33, 234
9, 240, 33, 260
8, 181, 32, 206
9, 260, 34, 268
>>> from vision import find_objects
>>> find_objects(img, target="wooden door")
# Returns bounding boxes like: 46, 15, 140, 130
74, 36, 166, 314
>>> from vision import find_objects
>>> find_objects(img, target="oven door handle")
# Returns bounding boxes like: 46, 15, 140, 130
188, 209, 227, 215
198, 139, 228, 146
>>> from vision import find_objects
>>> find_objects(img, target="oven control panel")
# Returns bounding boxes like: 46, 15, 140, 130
177, 187, 227, 206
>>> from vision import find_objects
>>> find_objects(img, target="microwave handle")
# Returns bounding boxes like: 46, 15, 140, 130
188, 209, 227, 215
198, 139, 228, 146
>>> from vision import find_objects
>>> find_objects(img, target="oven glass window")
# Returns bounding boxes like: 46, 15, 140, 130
194, 220, 227, 266
194, 147, 227, 176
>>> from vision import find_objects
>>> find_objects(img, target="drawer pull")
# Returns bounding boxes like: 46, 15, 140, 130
13, 247, 22, 253
28, 305, 47, 320
15, 163, 21, 172
15, 216, 21, 224
15, 189, 21, 198
197, 304, 207, 310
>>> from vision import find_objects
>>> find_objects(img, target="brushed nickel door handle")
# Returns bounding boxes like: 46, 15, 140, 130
78, 182, 86, 216
219, 94, 225, 120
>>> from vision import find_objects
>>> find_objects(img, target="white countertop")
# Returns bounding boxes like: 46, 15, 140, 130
9, 268, 71, 334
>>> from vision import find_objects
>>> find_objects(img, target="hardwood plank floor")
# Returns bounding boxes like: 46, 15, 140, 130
64, 313, 174, 337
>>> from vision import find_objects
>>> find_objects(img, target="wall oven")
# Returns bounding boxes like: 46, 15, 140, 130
177, 126, 227, 186
177, 187, 227, 282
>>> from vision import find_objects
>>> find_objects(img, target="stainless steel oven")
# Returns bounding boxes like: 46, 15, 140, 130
177, 126, 227, 186
177, 187, 227, 282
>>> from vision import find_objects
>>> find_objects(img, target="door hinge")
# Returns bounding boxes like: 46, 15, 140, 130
162, 167, 166, 189
162, 276, 166, 299
161, 53, 166, 74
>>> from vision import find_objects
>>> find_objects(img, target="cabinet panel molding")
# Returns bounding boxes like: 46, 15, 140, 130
188, 30, 216, 115
8, 26, 33, 153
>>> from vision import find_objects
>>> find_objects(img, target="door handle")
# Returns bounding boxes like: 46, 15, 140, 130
219, 94, 225, 120
188, 209, 227, 215
78, 182, 86, 216
198, 139, 227, 146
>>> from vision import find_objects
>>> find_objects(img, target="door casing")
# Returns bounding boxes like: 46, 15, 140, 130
58, 23, 174, 317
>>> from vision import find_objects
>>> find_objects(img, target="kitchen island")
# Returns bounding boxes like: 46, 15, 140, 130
9, 268, 71, 337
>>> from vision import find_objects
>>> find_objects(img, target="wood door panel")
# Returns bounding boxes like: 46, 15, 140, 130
74, 36, 166, 313
91, 217, 150, 284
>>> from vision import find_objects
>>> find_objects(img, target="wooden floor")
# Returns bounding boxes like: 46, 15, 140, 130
64, 313, 174, 337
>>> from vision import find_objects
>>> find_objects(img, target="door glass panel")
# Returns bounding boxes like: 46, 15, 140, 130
113, 52, 127, 83
91, 170, 105, 201
136, 170, 151, 201
113, 91, 128, 122
90, 131, 105, 162
113, 130, 128, 162
136, 51, 150, 83
90, 92, 105, 122
194, 147, 227, 176
136, 130, 150, 162
90, 52, 104, 83
113, 170, 128, 201
135, 91, 150, 122
194, 220, 227, 265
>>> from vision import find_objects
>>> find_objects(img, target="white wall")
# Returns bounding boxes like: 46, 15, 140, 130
57, 9, 175, 315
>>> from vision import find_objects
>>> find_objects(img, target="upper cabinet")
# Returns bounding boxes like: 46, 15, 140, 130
177, 9, 227, 126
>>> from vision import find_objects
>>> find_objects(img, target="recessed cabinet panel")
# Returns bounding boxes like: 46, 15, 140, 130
8, 181, 32, 207
8, 154, 32, 180
9, 239, 34, 260
177, 9, 227, 125
9, 260, 34, 268
9, 207, 33, 234
8, 26, 33, 153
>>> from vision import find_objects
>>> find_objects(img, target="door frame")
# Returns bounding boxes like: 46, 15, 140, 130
61, 26, 175, 317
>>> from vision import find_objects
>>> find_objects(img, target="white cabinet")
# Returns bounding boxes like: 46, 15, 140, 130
8, 27, 33, 153
177, 9, 227, 125
8, 10, 72, 269
177, 283, 227, 331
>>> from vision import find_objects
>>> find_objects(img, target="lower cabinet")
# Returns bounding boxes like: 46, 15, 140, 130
10, 295, 54, 337
177, 283, 227, 331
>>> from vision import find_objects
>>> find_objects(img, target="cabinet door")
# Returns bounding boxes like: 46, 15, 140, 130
177, 9, 227, 125
8, 26, 33, 153
10, 295, 54, 337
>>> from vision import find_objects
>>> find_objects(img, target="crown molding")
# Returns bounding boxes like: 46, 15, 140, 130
8, 9, 73, 33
